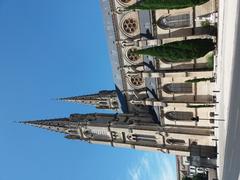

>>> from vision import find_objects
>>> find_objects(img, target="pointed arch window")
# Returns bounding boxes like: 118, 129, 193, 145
165, 111, 193, 121
98, 101, 108, 105
163, 83, 192, 94
157, 14, 191, 30
83, 130, 93, 138
166, 138, 186, 145
68, 129, 78, 134
112, 101, 118, 107
127, 134, 156, 143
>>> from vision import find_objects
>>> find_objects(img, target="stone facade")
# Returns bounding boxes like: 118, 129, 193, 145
23, 112, 215, 157
58, 90, 119, 110
23, 0, 218, 166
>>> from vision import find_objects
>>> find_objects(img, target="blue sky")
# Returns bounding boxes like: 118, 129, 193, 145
0, 0, 176, 180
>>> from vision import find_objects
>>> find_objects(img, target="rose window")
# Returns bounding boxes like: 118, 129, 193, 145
123, 18, 138, 34
120, 0, 131, 3
130, 75, 144, 86
127, 48, 140, 62
117, 0, 135, 6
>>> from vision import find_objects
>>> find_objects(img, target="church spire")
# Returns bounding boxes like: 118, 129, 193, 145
58, 90, 119, 110
20, 113, 121, 138
20, 113, 124, 142
21, 112, 216, 158
20, 117, 71, 134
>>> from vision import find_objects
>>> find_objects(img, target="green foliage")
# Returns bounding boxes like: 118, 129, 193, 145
207, 53, 214, 68
127, 0, 209, 10
134, 39, 215, 62
182, 177, 192, 180
185, 77, 214, 83
192, 174, 208, 180
201, 20, 210, 27
187, 104, 215, 108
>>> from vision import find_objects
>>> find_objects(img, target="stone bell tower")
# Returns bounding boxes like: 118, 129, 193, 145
58, 90, 119, 110
22, 112, 216, 158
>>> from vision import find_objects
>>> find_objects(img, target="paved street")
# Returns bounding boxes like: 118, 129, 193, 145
216, 0, 240, 179
221, 8, 240, 180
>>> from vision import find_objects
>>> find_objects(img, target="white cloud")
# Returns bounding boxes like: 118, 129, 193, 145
128, 156, 149, 180
154, 153, 177, 180
127, 153, 177, 180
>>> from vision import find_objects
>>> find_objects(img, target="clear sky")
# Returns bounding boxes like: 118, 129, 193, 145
0, 1, 176, 180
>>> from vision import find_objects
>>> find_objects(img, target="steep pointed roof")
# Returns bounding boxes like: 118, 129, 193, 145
20, 113, 117, 134
58, 95, 100, 105
20, 113, 121, 141
20, 117, 70, 134
58, 90, 115, 103
57, 90, 119, 110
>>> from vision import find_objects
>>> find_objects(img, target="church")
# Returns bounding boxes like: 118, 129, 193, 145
22, 0, 218, 169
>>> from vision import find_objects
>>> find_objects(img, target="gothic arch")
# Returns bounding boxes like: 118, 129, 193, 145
125, 47, 142, 64
128, 74, 144, 88
166, 138, 186, 145
157, 14, 191, 30
165, 111, 194, 121
98, 101, 108, 105
83, 130, 93, 138
120, 12, 140, 37
120, 0, 131, 3
127, 134, 157, 143
163, 83, 193, 94
67, 129, 78, 134
112, 101, 119, 107
117, 0, 136, 6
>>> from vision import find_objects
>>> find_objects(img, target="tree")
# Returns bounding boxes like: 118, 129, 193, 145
127, 0, 209, 10
182, 176, 192, 180
192, 174, 208, 180
206, 53, 214, 68
134, 39, 215, 63
185, 77, 214, 83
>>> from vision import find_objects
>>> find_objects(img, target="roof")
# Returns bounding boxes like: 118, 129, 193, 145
100, 0, 160, 122
100, 0, 124, 90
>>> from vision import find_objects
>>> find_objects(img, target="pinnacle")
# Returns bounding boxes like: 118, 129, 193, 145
55, 95, 89, 102
20, 117, 72, 135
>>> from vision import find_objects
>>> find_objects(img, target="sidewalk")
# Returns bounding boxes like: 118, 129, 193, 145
215, 0, 240, 179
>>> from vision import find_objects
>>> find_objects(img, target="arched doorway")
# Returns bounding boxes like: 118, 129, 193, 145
157, 14, 191, 29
